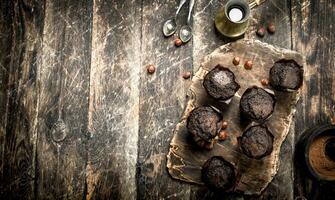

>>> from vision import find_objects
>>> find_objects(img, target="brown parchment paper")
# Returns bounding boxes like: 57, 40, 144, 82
167, 39, 305, 195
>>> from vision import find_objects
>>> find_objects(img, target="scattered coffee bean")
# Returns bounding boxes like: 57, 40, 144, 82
147, 64, 156, 74
244, 60, 253, 70
219, 131, 228, 141
175, 38, 183, 47
256, 27, 265, 37
182, 71, 191, 79
267, 23, 276, 34
261, 78, 269, 86
232, 57, 240, 65
222, 121, 228, 129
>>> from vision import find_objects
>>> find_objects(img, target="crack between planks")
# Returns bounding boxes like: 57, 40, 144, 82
84, 0, 95, 200
32, 0, 47, 199
136, 0, 144, 199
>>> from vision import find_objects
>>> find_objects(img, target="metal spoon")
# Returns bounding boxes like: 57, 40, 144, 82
249, 0, 266, 9
163, 0, 187, 37
179, 0, 195, 43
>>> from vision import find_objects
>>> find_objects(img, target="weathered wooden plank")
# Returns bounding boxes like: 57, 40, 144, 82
86, 0, 141, 199
193, 0, 228, 70
0, 0, 44, 198
191, 0, 294, 199
0, 1, 13, 193
191, 1, 231, 197
35, 0, 92, 198
137, 0, 193, 199
292, 0, 334, 199
247, 1, 294, 199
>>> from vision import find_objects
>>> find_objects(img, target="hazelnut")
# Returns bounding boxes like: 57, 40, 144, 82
331, 116, 335, 125
261, 78, 269, 86
256, 27, 265, 37
267, 23, 276, 34
244, 60, 253, 70
175, 38, 183, 47
204, 142, 214, 150
222, 121, 228, 129
197, 140, 205, 148
219, 131, 228, 141
182, 71, 191, 79
232, 57, 240, 65
147, 64, 156, 74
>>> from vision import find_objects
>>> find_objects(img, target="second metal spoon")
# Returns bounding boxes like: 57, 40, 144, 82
179, 0, 195, 43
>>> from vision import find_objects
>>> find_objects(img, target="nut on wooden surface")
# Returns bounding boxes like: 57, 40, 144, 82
268, 23, 276, 34
147, 64, 156, 74
175, 38, 182, 47
261, 79, 269, 86
182, 71, 191, 79
222, 121, 228, 129
218, 131, 228, 141
331, 116, 335, 125
244, 60, 253, 70
233, 57, 240, 65
256, 27, 266, 37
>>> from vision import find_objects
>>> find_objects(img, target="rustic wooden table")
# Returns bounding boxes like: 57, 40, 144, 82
0, 0, 334, 199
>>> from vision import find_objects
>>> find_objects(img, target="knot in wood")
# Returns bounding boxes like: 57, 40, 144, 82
51, 119, 68, 143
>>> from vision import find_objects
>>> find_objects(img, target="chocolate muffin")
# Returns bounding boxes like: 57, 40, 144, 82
269, 59, 303, 91
202, 156, 236, 192
240, 86, 276, 122
187, 106, 222, 149
240, 125, 274, 159
203, 65, 240, 101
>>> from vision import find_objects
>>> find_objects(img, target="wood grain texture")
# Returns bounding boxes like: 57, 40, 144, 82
0, 0, 44, 199
246, 1, 295, 200
191, 1, 233, 198
137, 0, 193, 199
292, 0, 335, 199
0, 0, 333, 199
0, 0, 13, 193
87, 0, 141, 199
35, 0, 92, 199
193, 0, 229, 71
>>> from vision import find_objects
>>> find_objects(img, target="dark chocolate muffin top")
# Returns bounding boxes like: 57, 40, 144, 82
269, 59, 303, 91
201, 156, 236, 192
240, 125, 274, 159
203, 65, 240, 101
187, 106, 222, 142
240, 86, 275, 122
